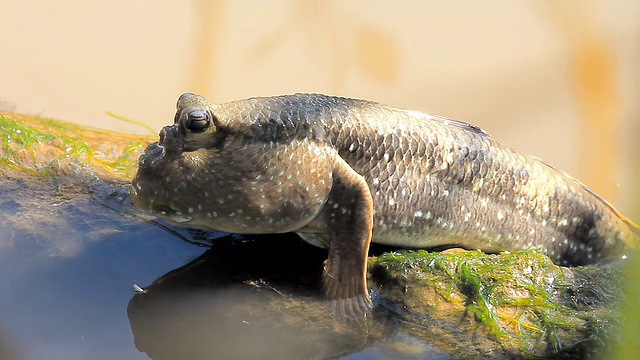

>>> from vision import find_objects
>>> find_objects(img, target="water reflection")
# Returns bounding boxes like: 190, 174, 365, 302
127, 233, 392, 359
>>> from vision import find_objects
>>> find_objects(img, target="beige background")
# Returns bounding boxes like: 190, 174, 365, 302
1, 0, 639, 218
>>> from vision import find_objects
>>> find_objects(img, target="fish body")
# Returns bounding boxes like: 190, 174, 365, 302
131, 93, 639, 317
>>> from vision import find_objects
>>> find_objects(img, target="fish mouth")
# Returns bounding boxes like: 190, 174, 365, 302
138, 126, 183, 165
139, 141, 165, 169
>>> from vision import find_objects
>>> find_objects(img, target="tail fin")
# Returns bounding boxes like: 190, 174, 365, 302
556, 166, 640, 245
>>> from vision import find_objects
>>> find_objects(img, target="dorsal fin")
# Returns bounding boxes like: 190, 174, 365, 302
428, 114, 489, 137
399, 109, 489, 137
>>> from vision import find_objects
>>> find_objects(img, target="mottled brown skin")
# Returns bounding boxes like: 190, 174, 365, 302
131, 93, 640, 318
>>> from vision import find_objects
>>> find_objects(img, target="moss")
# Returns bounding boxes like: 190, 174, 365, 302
0, 111, 153, 180
370, 249, 624, 357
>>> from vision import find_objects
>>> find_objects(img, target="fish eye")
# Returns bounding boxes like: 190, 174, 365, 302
186, 110, 210, 133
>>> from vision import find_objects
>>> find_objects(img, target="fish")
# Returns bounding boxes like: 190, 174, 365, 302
130, 92, 640, 318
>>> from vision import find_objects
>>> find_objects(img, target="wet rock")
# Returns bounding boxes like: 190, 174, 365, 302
369, 249, 626, 359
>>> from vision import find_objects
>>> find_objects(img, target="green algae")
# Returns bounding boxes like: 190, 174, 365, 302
105, 111, 157, 136
0, 115, 55, 173
0, 112, 153, 180
370, 249, 625, 357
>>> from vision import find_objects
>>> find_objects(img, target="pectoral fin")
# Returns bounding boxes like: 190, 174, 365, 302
320, 157, 374, 319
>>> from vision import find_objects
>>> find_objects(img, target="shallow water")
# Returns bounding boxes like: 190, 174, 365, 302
0, 174, 447, 360
0, 181, 202, 359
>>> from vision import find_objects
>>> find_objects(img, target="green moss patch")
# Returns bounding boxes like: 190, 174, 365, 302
370, 249, 624, 358
0, 111, 153, 180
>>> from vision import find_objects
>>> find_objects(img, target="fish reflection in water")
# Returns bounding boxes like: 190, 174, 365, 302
127, 233, 410, 360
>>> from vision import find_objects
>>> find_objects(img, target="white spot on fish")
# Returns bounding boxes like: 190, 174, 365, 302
497, 212, 504, 221
389, 198, 395, 206
414, 211, 423, 218
169, 214, 192, 223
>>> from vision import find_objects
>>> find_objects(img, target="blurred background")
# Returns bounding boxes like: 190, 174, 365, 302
1, 0, 639, 217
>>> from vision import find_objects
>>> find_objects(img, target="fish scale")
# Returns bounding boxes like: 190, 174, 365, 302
131, 92, 639, 318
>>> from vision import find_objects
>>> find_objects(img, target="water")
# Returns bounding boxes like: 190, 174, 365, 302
0, 179, 205, 359
0, 174, 444, 360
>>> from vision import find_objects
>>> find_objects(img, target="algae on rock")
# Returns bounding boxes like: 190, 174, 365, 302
369, 249, 625, 358
0, 111, 153, 181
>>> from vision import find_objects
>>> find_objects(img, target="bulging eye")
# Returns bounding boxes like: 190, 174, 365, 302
186, 110, 210, 133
